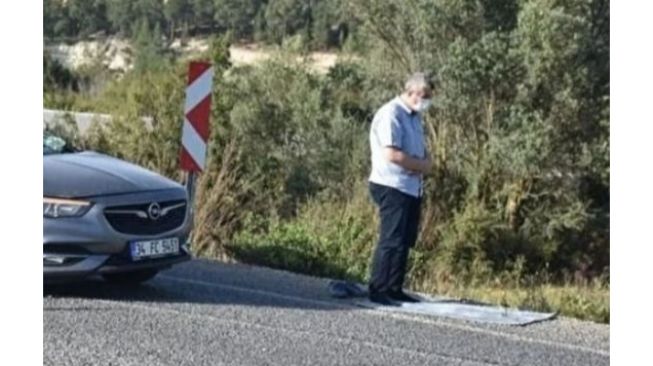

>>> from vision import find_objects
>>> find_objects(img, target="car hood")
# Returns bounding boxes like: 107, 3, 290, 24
44, 151, 183, 198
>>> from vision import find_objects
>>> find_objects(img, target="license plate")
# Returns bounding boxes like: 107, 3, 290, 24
130, 237, 180, 260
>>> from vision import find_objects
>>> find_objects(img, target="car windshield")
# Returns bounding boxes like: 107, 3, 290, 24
43, 134, 72, 155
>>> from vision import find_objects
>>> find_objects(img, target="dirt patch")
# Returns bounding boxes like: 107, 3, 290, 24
46, 38, 340, 74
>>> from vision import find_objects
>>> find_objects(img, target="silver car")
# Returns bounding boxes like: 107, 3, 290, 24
43, 134, 191, 284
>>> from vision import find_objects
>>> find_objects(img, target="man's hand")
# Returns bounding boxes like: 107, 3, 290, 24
420, 155, 432, 174
384, 147, 431, 175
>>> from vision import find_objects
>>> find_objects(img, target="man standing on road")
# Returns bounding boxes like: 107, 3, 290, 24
367, 72, 434, 305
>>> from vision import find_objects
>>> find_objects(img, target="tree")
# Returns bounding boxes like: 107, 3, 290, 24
107, 0, 165, 37
192, 0, 216, 31
260, 0, 313, 46
311, 0, 349, 49
164, 0, 194, 38
68, 0, 110, 37
44, 0, 66, 38
131, 19, 168, 72
107, 0, 136, 35
133, 0, 166, 32
213, 0, 263, 40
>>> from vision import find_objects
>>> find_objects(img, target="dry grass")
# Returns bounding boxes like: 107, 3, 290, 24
412, 275, 609, 323
192, 139, 247, 260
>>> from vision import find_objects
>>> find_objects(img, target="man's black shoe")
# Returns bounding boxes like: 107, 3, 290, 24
387, 290, 420, 303
368, 292, 399, 306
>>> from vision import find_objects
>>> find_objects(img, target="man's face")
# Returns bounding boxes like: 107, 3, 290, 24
406, 87, 433, 111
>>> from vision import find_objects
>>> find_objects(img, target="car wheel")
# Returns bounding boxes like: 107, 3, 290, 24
102, 269, 159, 285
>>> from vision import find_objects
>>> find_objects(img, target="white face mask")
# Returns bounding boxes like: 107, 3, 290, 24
415, 98, 432, 113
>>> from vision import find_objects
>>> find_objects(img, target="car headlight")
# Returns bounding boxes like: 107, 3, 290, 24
43, 197, 93, 218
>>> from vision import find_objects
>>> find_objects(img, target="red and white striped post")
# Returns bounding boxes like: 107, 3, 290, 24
180, 61, 214, 223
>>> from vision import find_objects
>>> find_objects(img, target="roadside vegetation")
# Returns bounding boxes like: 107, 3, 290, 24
44, 0, 609, 323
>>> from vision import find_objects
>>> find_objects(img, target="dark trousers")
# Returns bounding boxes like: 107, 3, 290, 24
368, 182, 422, 294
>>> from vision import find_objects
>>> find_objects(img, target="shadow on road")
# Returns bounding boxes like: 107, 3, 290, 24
43, 260, 356, 312
45, 279, 193, 303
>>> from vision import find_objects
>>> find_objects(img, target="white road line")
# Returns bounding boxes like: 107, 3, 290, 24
158, 274, 610, 358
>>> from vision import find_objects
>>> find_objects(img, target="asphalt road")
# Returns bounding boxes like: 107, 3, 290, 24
44, 259, 609, 366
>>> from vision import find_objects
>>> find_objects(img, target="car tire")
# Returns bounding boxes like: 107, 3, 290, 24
102, 269, 159, 285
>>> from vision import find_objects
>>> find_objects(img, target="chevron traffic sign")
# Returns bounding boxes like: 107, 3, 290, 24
180, 61, 213, 172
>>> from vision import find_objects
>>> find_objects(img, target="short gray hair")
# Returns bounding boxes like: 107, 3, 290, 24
404, 72, 435, 93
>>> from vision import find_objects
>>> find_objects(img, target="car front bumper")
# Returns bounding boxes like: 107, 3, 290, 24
44, 189, 192, 283
43, 250, 191, 283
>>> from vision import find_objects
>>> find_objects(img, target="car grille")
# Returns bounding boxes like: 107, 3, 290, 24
104, 200, 187, 236
43, 244, 92, 255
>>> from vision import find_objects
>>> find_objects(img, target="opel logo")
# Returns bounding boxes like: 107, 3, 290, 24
148, 202, 161, 220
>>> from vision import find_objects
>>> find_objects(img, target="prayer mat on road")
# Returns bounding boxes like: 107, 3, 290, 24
328, 280, 557, 326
